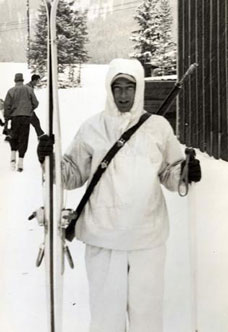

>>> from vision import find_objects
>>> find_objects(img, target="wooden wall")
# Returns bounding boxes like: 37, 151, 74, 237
144, 80, 176, 132
178, 0, 228, 160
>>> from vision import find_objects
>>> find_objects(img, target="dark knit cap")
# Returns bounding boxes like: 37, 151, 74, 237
14, 73, 24, 82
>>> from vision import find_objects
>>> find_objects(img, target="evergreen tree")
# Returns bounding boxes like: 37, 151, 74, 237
153, 0, 177, 75
28, 0, 89, 86
130, 0, 176, 75
130, 0, 160, 64
28, 2, 47, 76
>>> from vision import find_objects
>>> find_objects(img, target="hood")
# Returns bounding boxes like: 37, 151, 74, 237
104, 58, 145, 120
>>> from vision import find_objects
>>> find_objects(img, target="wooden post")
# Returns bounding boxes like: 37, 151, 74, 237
220, 1, 228, 160
203, 0, 212, 156
189, 0, 198, 148
197, 1, 205, 152
184, 0, 191, 146
210, 0, 219, 158
177, 0, 185, 141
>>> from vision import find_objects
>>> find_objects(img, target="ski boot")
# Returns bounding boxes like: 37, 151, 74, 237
17, 158, 23, 172
10, 151, 16, 171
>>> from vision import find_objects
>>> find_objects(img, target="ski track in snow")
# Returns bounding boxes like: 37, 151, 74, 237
0, 63, 228, 332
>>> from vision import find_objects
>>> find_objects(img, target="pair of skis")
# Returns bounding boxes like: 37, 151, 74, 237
43, 2, 64, 332
29, 1, 73, 332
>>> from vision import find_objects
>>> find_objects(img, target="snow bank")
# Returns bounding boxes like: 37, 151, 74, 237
0, 63, 32, 98
0, 62, 228, 332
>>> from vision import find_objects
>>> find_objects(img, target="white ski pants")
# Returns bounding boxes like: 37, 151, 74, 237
85, 244, 166, 332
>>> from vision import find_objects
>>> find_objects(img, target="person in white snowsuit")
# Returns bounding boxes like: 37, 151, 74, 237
38, 58, 201, 332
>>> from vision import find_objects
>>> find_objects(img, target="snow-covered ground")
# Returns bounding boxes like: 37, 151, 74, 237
0, 63, 228, 332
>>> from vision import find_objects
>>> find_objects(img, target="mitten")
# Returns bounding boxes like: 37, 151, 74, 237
37, 134, 54, 163
181, 150, 201, 183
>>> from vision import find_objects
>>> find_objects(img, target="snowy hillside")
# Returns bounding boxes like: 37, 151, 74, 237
0, 62, 228, 332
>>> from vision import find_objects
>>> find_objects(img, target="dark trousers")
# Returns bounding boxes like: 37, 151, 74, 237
30, 112, 44, 137
10, 116, 30, 158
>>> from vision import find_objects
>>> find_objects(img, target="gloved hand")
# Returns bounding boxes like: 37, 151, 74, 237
37, 134, 54, 163
3, 118, 8, 131
3, 120, 11, 137
3, 127, 9, 135
181, 149, 201, 183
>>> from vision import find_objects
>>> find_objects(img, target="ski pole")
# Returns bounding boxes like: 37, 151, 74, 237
188, 180, 199, 332
156, 63, 198, 116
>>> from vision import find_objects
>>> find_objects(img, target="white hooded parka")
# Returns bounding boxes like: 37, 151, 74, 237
61, 59, 184, 250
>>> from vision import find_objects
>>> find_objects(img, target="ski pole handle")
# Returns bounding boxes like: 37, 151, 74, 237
178, 63, 198, 86
65, 221, 76, 242
178, 148, 196, 197
28, 212, 36, 220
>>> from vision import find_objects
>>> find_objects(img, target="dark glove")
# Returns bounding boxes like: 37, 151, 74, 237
3, 127, 9, 135
3, 121, 11, 136
37, 134, 54, 163
181, 149, 201, 183
3, 119, 9, 134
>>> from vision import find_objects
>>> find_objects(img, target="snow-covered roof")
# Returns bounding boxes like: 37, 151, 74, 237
145, 75, 177, 81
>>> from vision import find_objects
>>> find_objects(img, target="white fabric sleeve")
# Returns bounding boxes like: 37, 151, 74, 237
61, 128, 92, 190
159, 123, 184, 192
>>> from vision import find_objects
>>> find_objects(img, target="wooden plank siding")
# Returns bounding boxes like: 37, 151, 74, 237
190, 0, 198, 148
178, 0, 228, 160
220, 0, 228, 160
197, 0, 205, 151
184, 0, 191, 146
211, 0, 219, 158
203, 0, 212, 155
178, 0, 185, 141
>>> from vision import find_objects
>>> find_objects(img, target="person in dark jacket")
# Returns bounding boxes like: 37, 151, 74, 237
0, 98, 4, 126
0, 98, 12, 141
26, 74, 44, 139
4, 73, 39, 172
